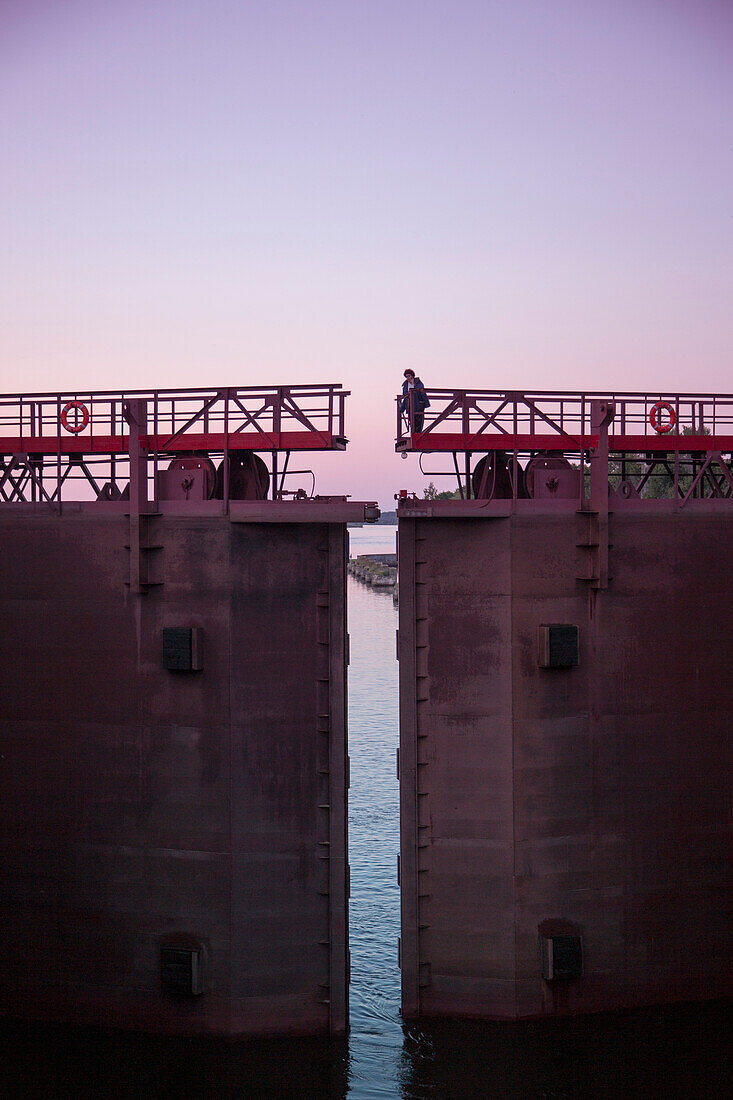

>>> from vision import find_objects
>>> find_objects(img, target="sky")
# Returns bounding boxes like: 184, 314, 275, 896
1, 0, 731, 507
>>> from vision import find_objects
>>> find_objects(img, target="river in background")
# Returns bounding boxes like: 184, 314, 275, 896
1, 526, 727, 1098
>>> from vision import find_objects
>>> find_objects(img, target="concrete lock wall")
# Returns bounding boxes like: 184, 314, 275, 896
398, 502, 732, 1020
0, 510, 349, 1037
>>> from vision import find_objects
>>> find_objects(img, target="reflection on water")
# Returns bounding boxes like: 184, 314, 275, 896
398, 1004, 730, 1099
2, 1001, 729, 1099
0, 1025, 348, 1098
1, 528, 728, 1098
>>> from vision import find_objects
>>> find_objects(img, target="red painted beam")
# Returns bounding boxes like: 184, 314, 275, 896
0, 434, 128, 455
400, 432, 596, 451
608, 434, 733, 452
0, 430, 346, 455
150, 430, 344, 452
398, 432, 733, 453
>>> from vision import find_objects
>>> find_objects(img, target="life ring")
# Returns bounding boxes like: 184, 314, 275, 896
60, 400, 90, 434
649, 401, 675, 434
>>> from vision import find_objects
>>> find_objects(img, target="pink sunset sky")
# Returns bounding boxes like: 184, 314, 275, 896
1, 0, 731, 507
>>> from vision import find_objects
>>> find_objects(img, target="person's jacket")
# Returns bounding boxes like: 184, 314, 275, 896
401, 377, 430, 414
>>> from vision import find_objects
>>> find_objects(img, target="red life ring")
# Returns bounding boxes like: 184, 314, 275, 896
649, 401, 675, 434
60, 400, 90, 434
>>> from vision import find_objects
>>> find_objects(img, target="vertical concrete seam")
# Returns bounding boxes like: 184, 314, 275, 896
510, 513, 518, 1017
315, 531, 332, 1021
414, 526, 430, 996
327, 522, 348, 1033
398, 517, 420, 1017
227, 521, 234, 1015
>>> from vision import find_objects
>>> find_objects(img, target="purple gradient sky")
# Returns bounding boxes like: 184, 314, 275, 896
1, 0, 731, 505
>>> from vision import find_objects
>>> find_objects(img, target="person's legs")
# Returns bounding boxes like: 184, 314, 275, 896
413, 412, 424, 433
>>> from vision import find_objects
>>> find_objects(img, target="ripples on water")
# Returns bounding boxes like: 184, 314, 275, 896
347, 528, 401, 1098
1, 528, 728, 1097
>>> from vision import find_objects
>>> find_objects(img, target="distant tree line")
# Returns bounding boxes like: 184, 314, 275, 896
423, 482, 461, 500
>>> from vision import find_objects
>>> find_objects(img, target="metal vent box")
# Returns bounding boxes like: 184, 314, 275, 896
538, 624, 579, 669
540, 934, 583, 980
162, 627, 203, 671
160, 946, 204, 995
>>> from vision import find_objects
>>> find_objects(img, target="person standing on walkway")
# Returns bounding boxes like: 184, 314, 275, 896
400, 369, 430, 433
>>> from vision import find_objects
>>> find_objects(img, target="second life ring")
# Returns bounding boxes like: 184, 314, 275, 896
649, 401, 676, 434
60, 400, 90, 434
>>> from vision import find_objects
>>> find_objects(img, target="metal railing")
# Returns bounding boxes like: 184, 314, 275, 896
396, 388, 733, 451
0, 384, 349, 504
0, 384, 348, 451
396, 388, 733, 502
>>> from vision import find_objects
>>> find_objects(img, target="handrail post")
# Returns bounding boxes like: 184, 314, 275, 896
224, 389, 230, 510
124, 398, 149, 594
